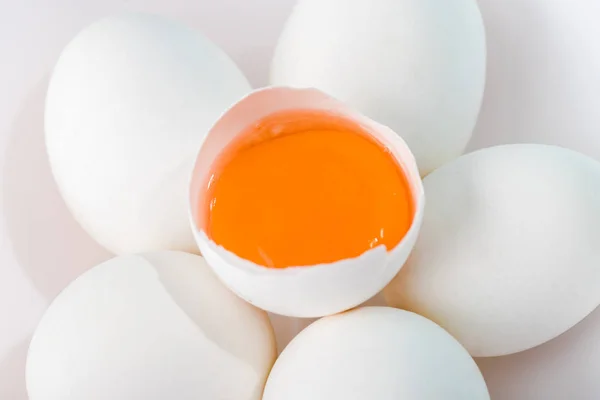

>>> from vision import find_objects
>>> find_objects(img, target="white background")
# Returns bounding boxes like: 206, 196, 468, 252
1, 0, 600, 398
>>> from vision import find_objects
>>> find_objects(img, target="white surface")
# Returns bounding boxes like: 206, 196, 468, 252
271, 0, 486, 176
190, 87, 424, 318
263, 307, 490, 400
46, 13, 251, 255
1, 0, 600, 397
26, 251, 276, 400
385, 144, 600, 357
476, 304, 600, 400
468, 0, 600, 155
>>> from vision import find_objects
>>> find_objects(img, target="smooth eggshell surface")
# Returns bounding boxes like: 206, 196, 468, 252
26, 251, 277, 400
263, 307, 490, 400
270, 0, 486, 176
189, 87, 424, 318
384, 144, 600, 357
45, 13, 251, 255
476, 304, 600, 399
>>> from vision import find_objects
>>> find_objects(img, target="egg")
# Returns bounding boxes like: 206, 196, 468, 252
26, 251, 276, 400
263, 307, 490, 400
45, 13, 251, 255
384, 144, 600, 357
476, 304, 600, 399
270, 0, 486, 176
189, 87, 424, 318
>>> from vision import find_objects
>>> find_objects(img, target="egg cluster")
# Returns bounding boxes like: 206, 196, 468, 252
23, 3, 600, 400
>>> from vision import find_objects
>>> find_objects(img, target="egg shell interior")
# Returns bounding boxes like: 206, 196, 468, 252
189, 87, 424, 318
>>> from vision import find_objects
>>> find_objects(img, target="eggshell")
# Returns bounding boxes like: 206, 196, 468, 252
26, 251, 277, 400
270, 0, 486, 176
384, 144, 600, 357
263, 307, 490, 400
189, 87, 424, 318
45, 13, 251, 255
476, 304, 600, 399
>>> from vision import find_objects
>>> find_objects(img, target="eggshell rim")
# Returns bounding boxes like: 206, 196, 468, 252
188, 86, 425, 277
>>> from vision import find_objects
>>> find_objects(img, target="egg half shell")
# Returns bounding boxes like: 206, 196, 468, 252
384, 144, 600, 357
189, 87, 424, 318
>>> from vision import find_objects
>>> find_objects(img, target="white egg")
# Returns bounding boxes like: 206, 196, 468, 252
270, 0, 486, 176
189, 87, 424, 318
45, 13, 251, 255
263, 307, 490, 400
384, 144, 600, 357
476, 304, 600, 399
26, 251, 276, 400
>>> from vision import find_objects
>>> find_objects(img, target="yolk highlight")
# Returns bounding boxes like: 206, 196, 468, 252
203, 111, 413, 268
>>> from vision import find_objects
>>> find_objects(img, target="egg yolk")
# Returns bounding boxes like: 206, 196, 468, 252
203, 110, 413, 268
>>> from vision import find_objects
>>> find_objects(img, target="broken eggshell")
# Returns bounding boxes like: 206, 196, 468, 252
189, 87, 424, 318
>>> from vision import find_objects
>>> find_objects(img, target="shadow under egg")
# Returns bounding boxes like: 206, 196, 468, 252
1, 77, 111, 301
269, 292, 388, 353
0, 338, 30, 400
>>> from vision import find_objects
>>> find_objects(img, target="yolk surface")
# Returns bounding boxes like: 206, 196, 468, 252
203, 111, 413, 268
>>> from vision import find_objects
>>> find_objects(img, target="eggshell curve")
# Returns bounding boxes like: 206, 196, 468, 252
384, 144, 600, 357
263, 307, 490, 400
45, 13, 252, 255
26, 251, 277, 400
189, 87, 424, 318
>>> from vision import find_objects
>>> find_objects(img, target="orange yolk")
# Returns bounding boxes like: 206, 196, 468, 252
203, 110, 413, 268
